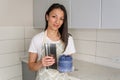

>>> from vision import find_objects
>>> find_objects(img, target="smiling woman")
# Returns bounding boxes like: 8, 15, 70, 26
28, 3, 76, 80
46, 8, 64, 31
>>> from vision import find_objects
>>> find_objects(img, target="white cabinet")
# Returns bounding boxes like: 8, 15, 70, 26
33, 0, 50, 28
70, 0, 101, 28
33, 0, 120, 29
102, 0, 120, 28
33, 0, 71, 28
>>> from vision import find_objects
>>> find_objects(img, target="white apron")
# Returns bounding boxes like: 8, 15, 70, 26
35, 31, 72, 80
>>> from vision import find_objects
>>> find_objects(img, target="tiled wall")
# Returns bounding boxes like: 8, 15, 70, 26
0, 0, 33, 80
0, 27, 24, 80
69, 29, 120, 69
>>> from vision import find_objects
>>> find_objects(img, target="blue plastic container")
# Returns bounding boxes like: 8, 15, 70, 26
58, 55, 73, 73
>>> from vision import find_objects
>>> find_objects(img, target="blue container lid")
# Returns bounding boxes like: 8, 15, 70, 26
59, 55, 72, 61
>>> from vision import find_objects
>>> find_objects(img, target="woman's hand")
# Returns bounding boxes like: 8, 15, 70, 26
28, 53, 55, 71
41, 56, 55, 67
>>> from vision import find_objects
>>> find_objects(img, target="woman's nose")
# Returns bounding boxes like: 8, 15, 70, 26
55, 18, 60, 24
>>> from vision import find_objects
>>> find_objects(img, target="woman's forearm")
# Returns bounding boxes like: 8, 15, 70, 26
28, 60, 43, 71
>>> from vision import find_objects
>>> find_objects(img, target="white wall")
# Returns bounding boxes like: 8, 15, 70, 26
69, 29, 120, 69
0, 0, 33, 80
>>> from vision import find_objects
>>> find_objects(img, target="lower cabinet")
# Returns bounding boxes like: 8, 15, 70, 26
22, 61, 36, 80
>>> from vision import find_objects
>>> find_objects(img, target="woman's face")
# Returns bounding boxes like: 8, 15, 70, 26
46, 8, 64, 31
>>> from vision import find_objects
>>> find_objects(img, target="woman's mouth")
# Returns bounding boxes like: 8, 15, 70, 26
53, 24, 59, 28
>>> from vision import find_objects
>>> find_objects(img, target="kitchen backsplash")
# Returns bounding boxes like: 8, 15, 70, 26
69, 29, 120, 69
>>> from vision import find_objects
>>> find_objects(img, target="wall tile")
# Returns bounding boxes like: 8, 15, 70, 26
70, 29, 96, 40
25, 27, 43, 38
74, 40, 96, 55
0, 40, 24, 54
97, 29, 120, 43
0, 52, 24, 68
73, 53, 96, 63
96, 57, 120, 69
0, 27, 24, 40
96, 42, 120, 58
0, 64, 22, 80
25, 39, 31, 51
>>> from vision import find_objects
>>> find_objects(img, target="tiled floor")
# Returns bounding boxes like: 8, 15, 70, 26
68, 59, 120, 80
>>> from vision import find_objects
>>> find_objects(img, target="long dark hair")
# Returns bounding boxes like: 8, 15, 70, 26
44, 3, 69, 51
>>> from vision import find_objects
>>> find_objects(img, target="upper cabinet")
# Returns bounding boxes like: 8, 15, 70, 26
33, 0, 51, 28
33, 0, 49, 28
70, 0, 101, 28
33, 0, 70, 28
102, 0, 120, 29
33, 0, 120, 29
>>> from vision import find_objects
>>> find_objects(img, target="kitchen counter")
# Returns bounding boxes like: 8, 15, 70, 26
21, 57, 120, 80
69, 59, 120, 80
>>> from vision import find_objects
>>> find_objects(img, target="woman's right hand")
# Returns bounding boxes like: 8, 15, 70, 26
41, 56, 55, 67
28, 53, 55, 71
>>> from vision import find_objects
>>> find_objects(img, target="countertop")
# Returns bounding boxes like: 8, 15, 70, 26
21, 57, 120, 80
69, 59, 120, 80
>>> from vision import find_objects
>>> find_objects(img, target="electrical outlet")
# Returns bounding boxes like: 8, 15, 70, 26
112, 57, 120, 63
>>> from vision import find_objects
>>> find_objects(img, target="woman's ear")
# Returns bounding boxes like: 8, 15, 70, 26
46, 14, 48, 21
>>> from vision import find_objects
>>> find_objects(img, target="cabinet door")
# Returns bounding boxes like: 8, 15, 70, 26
102, 0, 120, 28
22, 62, 36, 80
33, 0, 51, 28
33, 0, 71, 28
71, 0, 101, 28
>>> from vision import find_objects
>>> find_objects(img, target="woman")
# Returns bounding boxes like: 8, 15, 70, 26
28, 3, 76, 80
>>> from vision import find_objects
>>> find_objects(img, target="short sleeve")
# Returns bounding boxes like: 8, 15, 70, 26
28, 37, 37, 53
63, 36, 76, 55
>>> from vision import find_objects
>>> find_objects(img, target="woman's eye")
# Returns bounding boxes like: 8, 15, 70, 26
60, 18, 64, 20
52, 16, 56, 18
